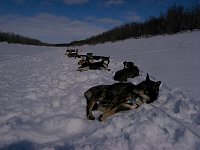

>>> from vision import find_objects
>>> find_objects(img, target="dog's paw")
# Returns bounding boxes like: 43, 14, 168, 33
88, 115, 95, 120
98, 114, 104, 121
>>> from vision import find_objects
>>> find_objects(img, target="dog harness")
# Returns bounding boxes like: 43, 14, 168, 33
98, 96, 144, 108
127, 97, 144, 108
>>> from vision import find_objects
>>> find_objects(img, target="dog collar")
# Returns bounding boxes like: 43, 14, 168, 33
127, 97, 141, 105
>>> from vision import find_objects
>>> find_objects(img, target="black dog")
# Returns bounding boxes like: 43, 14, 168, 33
114, 61, 139, 82
65, 49, 79, 58
78, 57, 110, 71
123, 61, 134, 69
84, 73, 161, 121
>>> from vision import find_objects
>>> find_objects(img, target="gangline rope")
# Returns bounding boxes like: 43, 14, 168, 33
150, 103, 200, 140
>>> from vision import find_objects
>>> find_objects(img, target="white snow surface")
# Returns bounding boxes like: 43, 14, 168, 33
0, 31, 200, 150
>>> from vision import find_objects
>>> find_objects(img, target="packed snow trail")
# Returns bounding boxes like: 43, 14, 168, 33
0, 31, 200, 150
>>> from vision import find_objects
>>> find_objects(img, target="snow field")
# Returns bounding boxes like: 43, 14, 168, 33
0, 32, 200, 149
78, 31, 200, 98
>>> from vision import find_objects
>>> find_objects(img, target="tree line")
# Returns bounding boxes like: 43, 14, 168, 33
65, 4, 200, 46
0, 31, 50, 46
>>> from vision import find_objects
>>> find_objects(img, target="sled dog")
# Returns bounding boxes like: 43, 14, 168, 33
84, 74, 161, 121
123, 61, 134, 69
65, 49, 79, 58
114, 61, 139, 82
78, 57, 110, 71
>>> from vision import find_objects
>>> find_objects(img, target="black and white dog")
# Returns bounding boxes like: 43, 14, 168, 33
78, 56, 110, 71
65, 49, 79, 58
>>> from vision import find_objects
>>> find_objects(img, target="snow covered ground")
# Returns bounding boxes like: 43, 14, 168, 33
78, 31, 200, 98
0, 31, 200, 150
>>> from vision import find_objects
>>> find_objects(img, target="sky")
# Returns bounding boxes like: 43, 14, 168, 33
0, 0, 198, 43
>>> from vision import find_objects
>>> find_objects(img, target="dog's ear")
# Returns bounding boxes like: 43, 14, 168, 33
123, 61, 127, 68
155, 81, 161, 87
146, 73, 150, 81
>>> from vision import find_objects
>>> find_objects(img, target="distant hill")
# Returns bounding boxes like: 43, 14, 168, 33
0, 31, 51, 46
61, 4, 200, 46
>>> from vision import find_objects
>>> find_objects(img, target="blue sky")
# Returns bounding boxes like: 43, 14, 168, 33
0, 0, 198, 43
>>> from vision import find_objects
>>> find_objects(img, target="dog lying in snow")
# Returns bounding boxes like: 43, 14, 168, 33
123, 61, 134, 69
84, 74, 161, 121
78, 56, 110, 71
65, 49, 79, 58
114, 61, 139, 82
